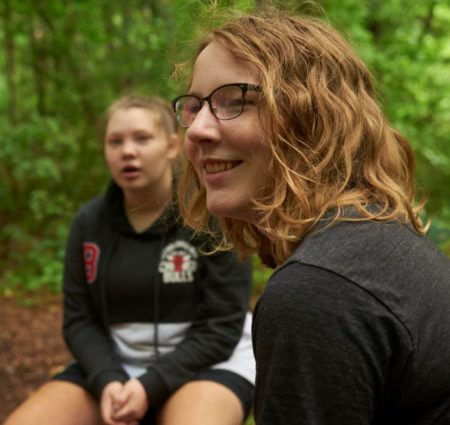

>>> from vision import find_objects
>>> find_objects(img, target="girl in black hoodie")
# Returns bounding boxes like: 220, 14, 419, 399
5, 97, 255, 425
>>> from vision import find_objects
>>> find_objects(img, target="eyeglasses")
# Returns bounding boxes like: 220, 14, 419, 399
171, 83, 262, 128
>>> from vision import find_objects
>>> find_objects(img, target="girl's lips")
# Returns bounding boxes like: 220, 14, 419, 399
121, 165, 140, 179
122, 165, 139, 172
200, 159, 243, 186
202, 160, 242, 174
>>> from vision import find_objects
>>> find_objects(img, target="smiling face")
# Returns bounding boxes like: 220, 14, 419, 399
184, 41, 272, 223
104, 107, 179, 203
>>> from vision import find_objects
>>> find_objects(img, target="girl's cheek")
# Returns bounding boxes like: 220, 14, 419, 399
184, 139, 195, 162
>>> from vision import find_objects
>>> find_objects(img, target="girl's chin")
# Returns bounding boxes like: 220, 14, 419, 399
207, 199, 234, 218
206, 198, 250, 222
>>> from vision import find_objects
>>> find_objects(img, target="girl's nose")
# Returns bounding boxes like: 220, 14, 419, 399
121, 139, 137, 157
185, 103, 221, 145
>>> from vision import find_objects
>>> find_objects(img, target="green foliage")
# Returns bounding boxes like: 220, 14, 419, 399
1, 0, 449, 296
0, 116, 74, 293
245, 414, 255, 425
252, 255, 273, 292
0, 0, 179, 293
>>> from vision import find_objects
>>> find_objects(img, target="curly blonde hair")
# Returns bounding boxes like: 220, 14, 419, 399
178, 9, 426, 267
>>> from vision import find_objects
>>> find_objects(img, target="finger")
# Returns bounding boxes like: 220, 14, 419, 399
112, 402, 134, 421
114, 386, 132, 406
100, 400, 112, 424
101, 395, 121, 424
110, 399, 126, 418
113, 405, 141, 424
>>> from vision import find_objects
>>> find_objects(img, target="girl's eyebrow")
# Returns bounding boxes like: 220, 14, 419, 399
186, 88, 201, 96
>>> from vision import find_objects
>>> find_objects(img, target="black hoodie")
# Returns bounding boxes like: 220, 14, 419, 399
62, 182, 252, 407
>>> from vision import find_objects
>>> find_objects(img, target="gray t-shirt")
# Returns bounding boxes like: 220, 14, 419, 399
253, 219, 450, 424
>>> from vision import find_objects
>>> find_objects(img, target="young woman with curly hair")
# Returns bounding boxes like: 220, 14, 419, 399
173, 9, 450, 425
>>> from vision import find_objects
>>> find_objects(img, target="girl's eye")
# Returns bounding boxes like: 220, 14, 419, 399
243, 93, 261, 107
189, 105, 201, 114
244, 99, 258, 106
135, 133, 153, 143
108, 137, 122, 146
227, 98, 245, 108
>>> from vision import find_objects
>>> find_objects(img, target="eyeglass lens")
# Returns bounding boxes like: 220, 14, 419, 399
175, 84, 251, 127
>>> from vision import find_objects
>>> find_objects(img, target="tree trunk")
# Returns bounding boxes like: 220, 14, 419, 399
2, 0, 17, 124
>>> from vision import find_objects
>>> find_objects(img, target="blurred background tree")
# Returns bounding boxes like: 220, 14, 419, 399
0, 0, 449, 295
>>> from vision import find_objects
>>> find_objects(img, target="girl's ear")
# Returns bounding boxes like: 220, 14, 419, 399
167, 133, 181, 161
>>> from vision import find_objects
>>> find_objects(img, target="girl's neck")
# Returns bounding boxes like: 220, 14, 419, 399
123, 180, 173, 233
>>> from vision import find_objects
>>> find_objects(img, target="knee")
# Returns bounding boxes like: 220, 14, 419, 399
3, 382, 100, 425
157, 381, 244, 425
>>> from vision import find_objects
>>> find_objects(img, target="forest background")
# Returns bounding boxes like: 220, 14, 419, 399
0, 0, 449, 423
1, 0, 450, 297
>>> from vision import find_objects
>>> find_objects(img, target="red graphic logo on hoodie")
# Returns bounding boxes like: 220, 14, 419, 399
158, 240, 198, 284
83, 242, 100, 284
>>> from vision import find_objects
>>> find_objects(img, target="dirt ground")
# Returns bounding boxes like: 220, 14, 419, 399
0, 292, 72, 422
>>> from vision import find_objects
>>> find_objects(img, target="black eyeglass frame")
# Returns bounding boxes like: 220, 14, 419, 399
171, 83, 262, 128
